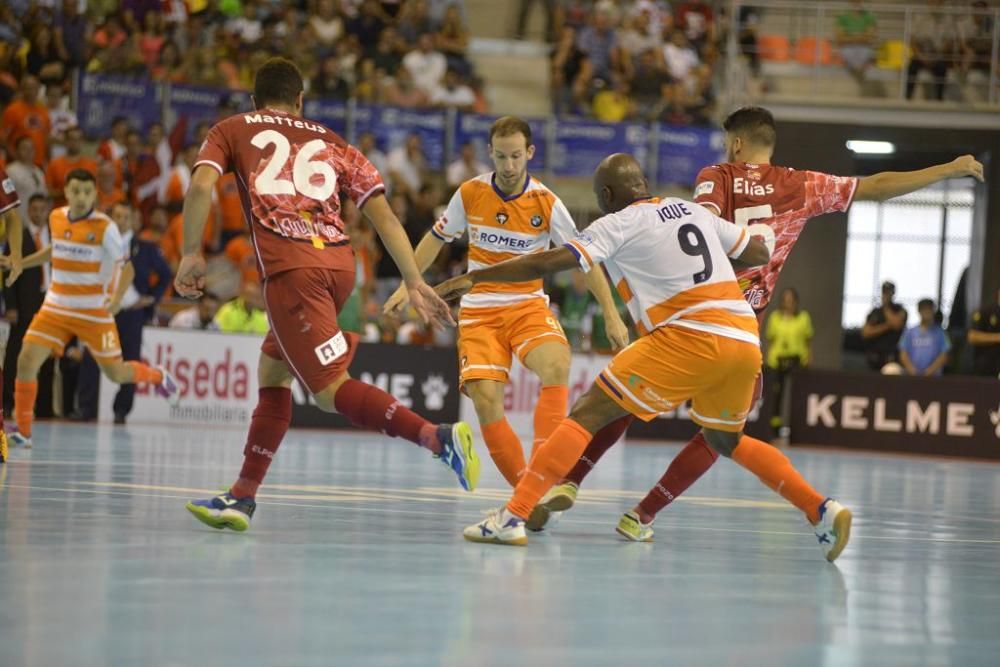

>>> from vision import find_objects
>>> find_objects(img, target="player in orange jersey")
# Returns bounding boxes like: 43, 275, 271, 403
385, 116, 628, 488
438, 154, 853, 561
0, 166, 25, 463
6, 169, 179, 450
540, 106, 985, 538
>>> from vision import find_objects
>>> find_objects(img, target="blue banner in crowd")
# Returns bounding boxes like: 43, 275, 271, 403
656, 124, 725, 187
76, 73, 162, 139
353, 104, 447, 169
454, 113, 548, 172
166, 84, 226, 144
303, 98, 349, 137
550, 118, 649, 178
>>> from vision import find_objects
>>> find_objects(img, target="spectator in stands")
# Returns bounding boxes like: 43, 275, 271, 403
576, 7, 623, 87
447, 142, 489, 189
96, 160, 125, 213
7, 137, 47, 225
312, 53, 352, 97
310, 0, 345, 53
592, 77, 633, 122
516, 0, 556, 42
382, 64, 431, 108
349, 0, 388, 51
160, 143, 198, 209
958, 1, 995, 82
899, 298, 950, 376
122, 129, 161, 219
146, 121, 174, 193
138, 10, 167, 69
862, 281, 908, 371
663, 28, 700, 83
556, 270, 597, 351
436, 5, 472, 77
169, 293, 221, 331
3, 193, 53, 420
54, 0, 89, 70
674, 0, 715, 54
152, 41, 186, 83
215, 281, 269, 335
98, 116, 130, 163
358, 133, 389, 183
224, 233, 260, 287
431, 69, 476, 111
618, 11, 658, 68
226, 2, 263, 45
26, 25, 66, 87
738, 5, 762, 80
387, 133, 429, 201
46, 127, 97, 207
551, 19, 591, 115
398, 0, 435, 45
765, 287, 813, 435
404, 33, 448, 98
835, 0, 878, 86
628, 48, 671, 120
2, 75, 50, 168
45, 85, 78, 160
371, 27, 404, 75
968, 287, 1000, 377
907, 0, 959, 101
666, 62, 715, 125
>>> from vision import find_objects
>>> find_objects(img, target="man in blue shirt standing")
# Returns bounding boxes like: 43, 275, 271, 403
900, 298, 951, 377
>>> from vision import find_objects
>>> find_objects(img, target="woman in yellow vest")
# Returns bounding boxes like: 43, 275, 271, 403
765, 287, 813, 437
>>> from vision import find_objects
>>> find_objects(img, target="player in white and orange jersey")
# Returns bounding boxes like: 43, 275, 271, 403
436, 154, 853, 561
384, 116, 628, 488
541, 106, 985, 539
7, 169, 179, 449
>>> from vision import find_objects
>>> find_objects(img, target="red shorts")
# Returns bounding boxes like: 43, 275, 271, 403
260, 267, 359, 394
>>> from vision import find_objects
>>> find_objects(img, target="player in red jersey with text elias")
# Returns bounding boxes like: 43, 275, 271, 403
536, 106, 984, 540
177, 58, 479, 532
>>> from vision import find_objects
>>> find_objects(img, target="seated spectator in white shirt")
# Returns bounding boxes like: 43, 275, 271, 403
447, 142, 489, 189
430, 69, 476, 111
169, 293, 221, 330
663, 29, 700, 82
387, 133, 428, 201
402, 33, 448, 97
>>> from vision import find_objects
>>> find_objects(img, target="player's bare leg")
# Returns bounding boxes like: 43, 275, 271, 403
10, 342, 55, 448
466, 379, 526, 487
187, 352, 480, 532
465, 384, 628, 545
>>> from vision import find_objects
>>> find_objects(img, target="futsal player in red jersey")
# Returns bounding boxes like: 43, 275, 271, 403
0, 166, 24, 463
177, 58, 480, 532
534, 106, 984, 541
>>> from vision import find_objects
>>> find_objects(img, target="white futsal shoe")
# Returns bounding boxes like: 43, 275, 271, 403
813, 498, 852, 562
464, 507, 527, 546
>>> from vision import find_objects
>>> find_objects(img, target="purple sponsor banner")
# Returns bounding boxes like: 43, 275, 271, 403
76, 73, 161, 139
656, 124, 724, 187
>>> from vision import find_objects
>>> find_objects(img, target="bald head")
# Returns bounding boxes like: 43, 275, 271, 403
593, 153, 650, 214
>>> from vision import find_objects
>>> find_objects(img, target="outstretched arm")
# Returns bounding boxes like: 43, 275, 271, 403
855, 155, 984, 202
731, 236, 771, 269
436, 247, 579, 301
582, 268, 629, 350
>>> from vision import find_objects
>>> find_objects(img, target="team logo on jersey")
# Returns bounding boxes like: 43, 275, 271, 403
314, 331, 348, 366
64, 230, 72, 239
1, 178, 14, 194
87, 233, 96, 242
748, 171, 762, 181
694, 181, 714, 197
530, 215, 543, 228
496, 212, 509, 225
576, 231, 595, 246
460, 355, 468, 368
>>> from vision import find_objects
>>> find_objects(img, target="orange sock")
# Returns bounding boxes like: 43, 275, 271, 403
508, 418, 593, 519
481, 419, 527, 487
127, 361, 163, 385
14, 379, 38, 438
732, 435, 825, 523
532, 384, 569, 453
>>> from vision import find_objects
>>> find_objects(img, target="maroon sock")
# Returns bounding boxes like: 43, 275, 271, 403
563, 414, 634, 486
230, 387, 292, 499
333, 378, 440, 454
636, 431, 719, 523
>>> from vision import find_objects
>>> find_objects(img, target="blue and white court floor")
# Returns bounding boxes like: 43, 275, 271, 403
1, 422, 999, 667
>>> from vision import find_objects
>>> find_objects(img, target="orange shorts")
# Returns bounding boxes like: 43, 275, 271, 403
457, 298, 567, 386
24, 306, 122, 361
596, 326, 762, 433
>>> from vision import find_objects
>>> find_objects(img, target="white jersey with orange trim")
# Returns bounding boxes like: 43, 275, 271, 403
432, 173, 578, 309
565, 197, 759, 345
42, 206, 127, 316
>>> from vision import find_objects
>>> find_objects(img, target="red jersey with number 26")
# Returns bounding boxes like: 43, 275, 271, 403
693, 162, 858, 312
195, 108, 385, 279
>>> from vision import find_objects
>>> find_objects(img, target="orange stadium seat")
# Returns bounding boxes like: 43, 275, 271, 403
795, 37, 838, 66
758, 34, 791, 62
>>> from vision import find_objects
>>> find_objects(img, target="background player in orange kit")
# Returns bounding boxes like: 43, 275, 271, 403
538, 106, 985, 538
7, 169, 179, 450
384, 116, 628, 488
0, 166, 25, 463
177, 58, 478, 532
438, 154, 854, 562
